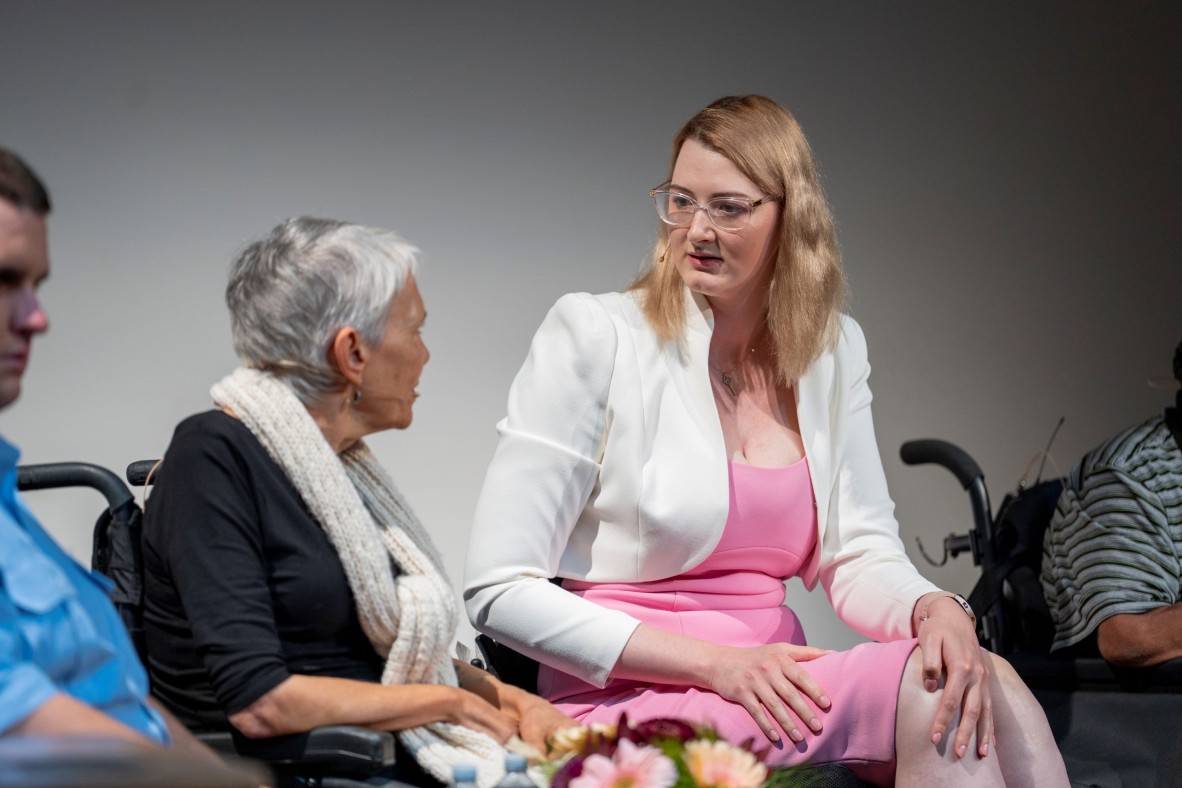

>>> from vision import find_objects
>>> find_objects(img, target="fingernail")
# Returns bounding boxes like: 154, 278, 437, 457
981, 742, 989, 757
808, 717, 822, 732
790, 728, 803, 742
768, 729, 780, 743
818, 695, 831, 709
957, 744, 967, 758
924, 679, 938, 692
931, 731, 942, 745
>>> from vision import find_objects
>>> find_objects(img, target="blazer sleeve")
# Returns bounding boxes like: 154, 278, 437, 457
464, 293, 642, 688
818, 317, 938, 642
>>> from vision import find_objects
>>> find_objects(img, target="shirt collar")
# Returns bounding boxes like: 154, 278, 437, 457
0, 435, 20, 483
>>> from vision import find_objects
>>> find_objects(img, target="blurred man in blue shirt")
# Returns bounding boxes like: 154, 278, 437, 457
0, 147, 210, 755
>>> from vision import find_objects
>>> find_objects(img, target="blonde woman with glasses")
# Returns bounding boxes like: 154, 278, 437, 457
465, 96, 1068, 786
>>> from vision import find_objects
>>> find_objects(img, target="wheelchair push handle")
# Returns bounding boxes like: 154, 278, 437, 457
900, 439, 994, 567
16, 462, 134, 513
900, 439, 983, 489
125, 460, 160, 488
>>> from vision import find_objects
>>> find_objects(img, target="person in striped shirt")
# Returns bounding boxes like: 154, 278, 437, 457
1041, 340, 1182, 667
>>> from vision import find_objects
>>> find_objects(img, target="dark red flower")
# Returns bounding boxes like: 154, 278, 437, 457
739, 735, 771, 763
627, 717, 698, 744
550, 754, 586, 788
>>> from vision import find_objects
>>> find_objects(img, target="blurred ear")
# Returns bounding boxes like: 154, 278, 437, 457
328, 326, 367, 387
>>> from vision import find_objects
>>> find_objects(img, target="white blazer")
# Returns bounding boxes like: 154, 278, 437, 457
464, 289, 937, 688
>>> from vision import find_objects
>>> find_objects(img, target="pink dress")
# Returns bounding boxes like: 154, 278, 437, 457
538, 458, 916, 785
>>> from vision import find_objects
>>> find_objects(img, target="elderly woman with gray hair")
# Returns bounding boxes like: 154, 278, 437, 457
141, 217, 572, 787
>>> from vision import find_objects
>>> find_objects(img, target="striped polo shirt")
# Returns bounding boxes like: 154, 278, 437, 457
1040, 411, 1182, 651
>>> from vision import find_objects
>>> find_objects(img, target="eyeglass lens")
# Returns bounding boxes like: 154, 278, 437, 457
653, 191, 755, 231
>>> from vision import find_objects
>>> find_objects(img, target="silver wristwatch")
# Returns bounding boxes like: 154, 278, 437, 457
920, 592, 977, 626
946, 593, 976, 625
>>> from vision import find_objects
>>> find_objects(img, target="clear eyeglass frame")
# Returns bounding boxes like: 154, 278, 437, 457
649, 185, 780, 232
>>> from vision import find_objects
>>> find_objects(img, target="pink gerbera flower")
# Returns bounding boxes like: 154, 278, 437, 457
568, 738, 677, 788
683, 739, 768, 788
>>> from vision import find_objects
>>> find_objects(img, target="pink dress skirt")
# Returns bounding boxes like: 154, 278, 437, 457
539, 459, 916, 785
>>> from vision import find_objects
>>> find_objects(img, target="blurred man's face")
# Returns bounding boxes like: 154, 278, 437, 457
0, 199, 49, 410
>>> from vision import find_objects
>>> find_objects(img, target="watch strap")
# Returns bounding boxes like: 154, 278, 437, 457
919, 592, 977, 627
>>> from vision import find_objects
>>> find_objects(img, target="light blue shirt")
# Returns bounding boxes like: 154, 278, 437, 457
0, 437, 168, 743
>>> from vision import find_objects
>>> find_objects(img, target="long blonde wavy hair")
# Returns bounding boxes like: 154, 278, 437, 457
630, 95, 847, 384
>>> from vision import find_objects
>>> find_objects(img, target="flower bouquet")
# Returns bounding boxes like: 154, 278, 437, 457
531, 715, 782, 788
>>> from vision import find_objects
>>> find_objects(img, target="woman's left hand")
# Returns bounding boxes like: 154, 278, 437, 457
453, 660, 576, 755
499, 687, 578, 755
914, 593, 993, 759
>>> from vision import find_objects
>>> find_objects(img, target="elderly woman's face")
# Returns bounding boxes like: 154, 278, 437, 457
667, 138, 779, 313
360, 273, 429, 432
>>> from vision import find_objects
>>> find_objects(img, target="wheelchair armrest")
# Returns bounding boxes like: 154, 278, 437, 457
195, 730, 237, 756
198, 725, 396, 776
0, 737, 269, 788
475, 633, 540, 694
1011, 652, 1182, 693
287, 726, 395, 770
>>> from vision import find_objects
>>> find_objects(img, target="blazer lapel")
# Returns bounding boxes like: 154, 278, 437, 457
797, 349, 834, 543
675, 290, 725, 448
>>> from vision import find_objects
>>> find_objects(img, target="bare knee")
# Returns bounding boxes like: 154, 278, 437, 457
979, 653, 1067, 786
983, 653, 1034, 708
898, 646, 931, 706
987, 652, 1018, 685
981, 651, 1057, 749
896, 646, 953, 734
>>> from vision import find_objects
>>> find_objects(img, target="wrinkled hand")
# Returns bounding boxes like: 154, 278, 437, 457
705, 643, 832, 743
500, 687, 577, 755
916, 596, 993, 759
446, 688, 517, 744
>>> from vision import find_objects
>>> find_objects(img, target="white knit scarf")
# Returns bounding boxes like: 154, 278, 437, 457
211, 367, 505, 787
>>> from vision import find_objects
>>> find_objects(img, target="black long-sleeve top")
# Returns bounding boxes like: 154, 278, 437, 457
141, 410, 384, 731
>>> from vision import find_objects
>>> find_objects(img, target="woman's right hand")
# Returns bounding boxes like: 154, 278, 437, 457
228, 675, 520, 743
442, 687, 518, 743
614, 625, 832, 744
704, 643, 833, 744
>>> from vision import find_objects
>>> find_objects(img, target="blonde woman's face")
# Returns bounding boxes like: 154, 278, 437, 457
666, 139, 779, 314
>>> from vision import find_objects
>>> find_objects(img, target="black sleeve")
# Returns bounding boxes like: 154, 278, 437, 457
144, 414, 292, 716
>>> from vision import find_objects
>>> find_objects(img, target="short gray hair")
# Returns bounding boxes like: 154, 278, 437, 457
226, 216, 419, 404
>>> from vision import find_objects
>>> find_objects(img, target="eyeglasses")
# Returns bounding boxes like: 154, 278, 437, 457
649, 186, 779, 232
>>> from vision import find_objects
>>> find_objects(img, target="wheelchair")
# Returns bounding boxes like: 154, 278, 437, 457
900, 438, 1182, 788
17, 461, 410, 788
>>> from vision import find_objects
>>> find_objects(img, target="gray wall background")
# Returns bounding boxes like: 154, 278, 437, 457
2, 2, 1178, 651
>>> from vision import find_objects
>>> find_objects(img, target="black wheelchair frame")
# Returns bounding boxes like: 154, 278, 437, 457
18, 461, 405, 788
900, 439, 1182, 787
